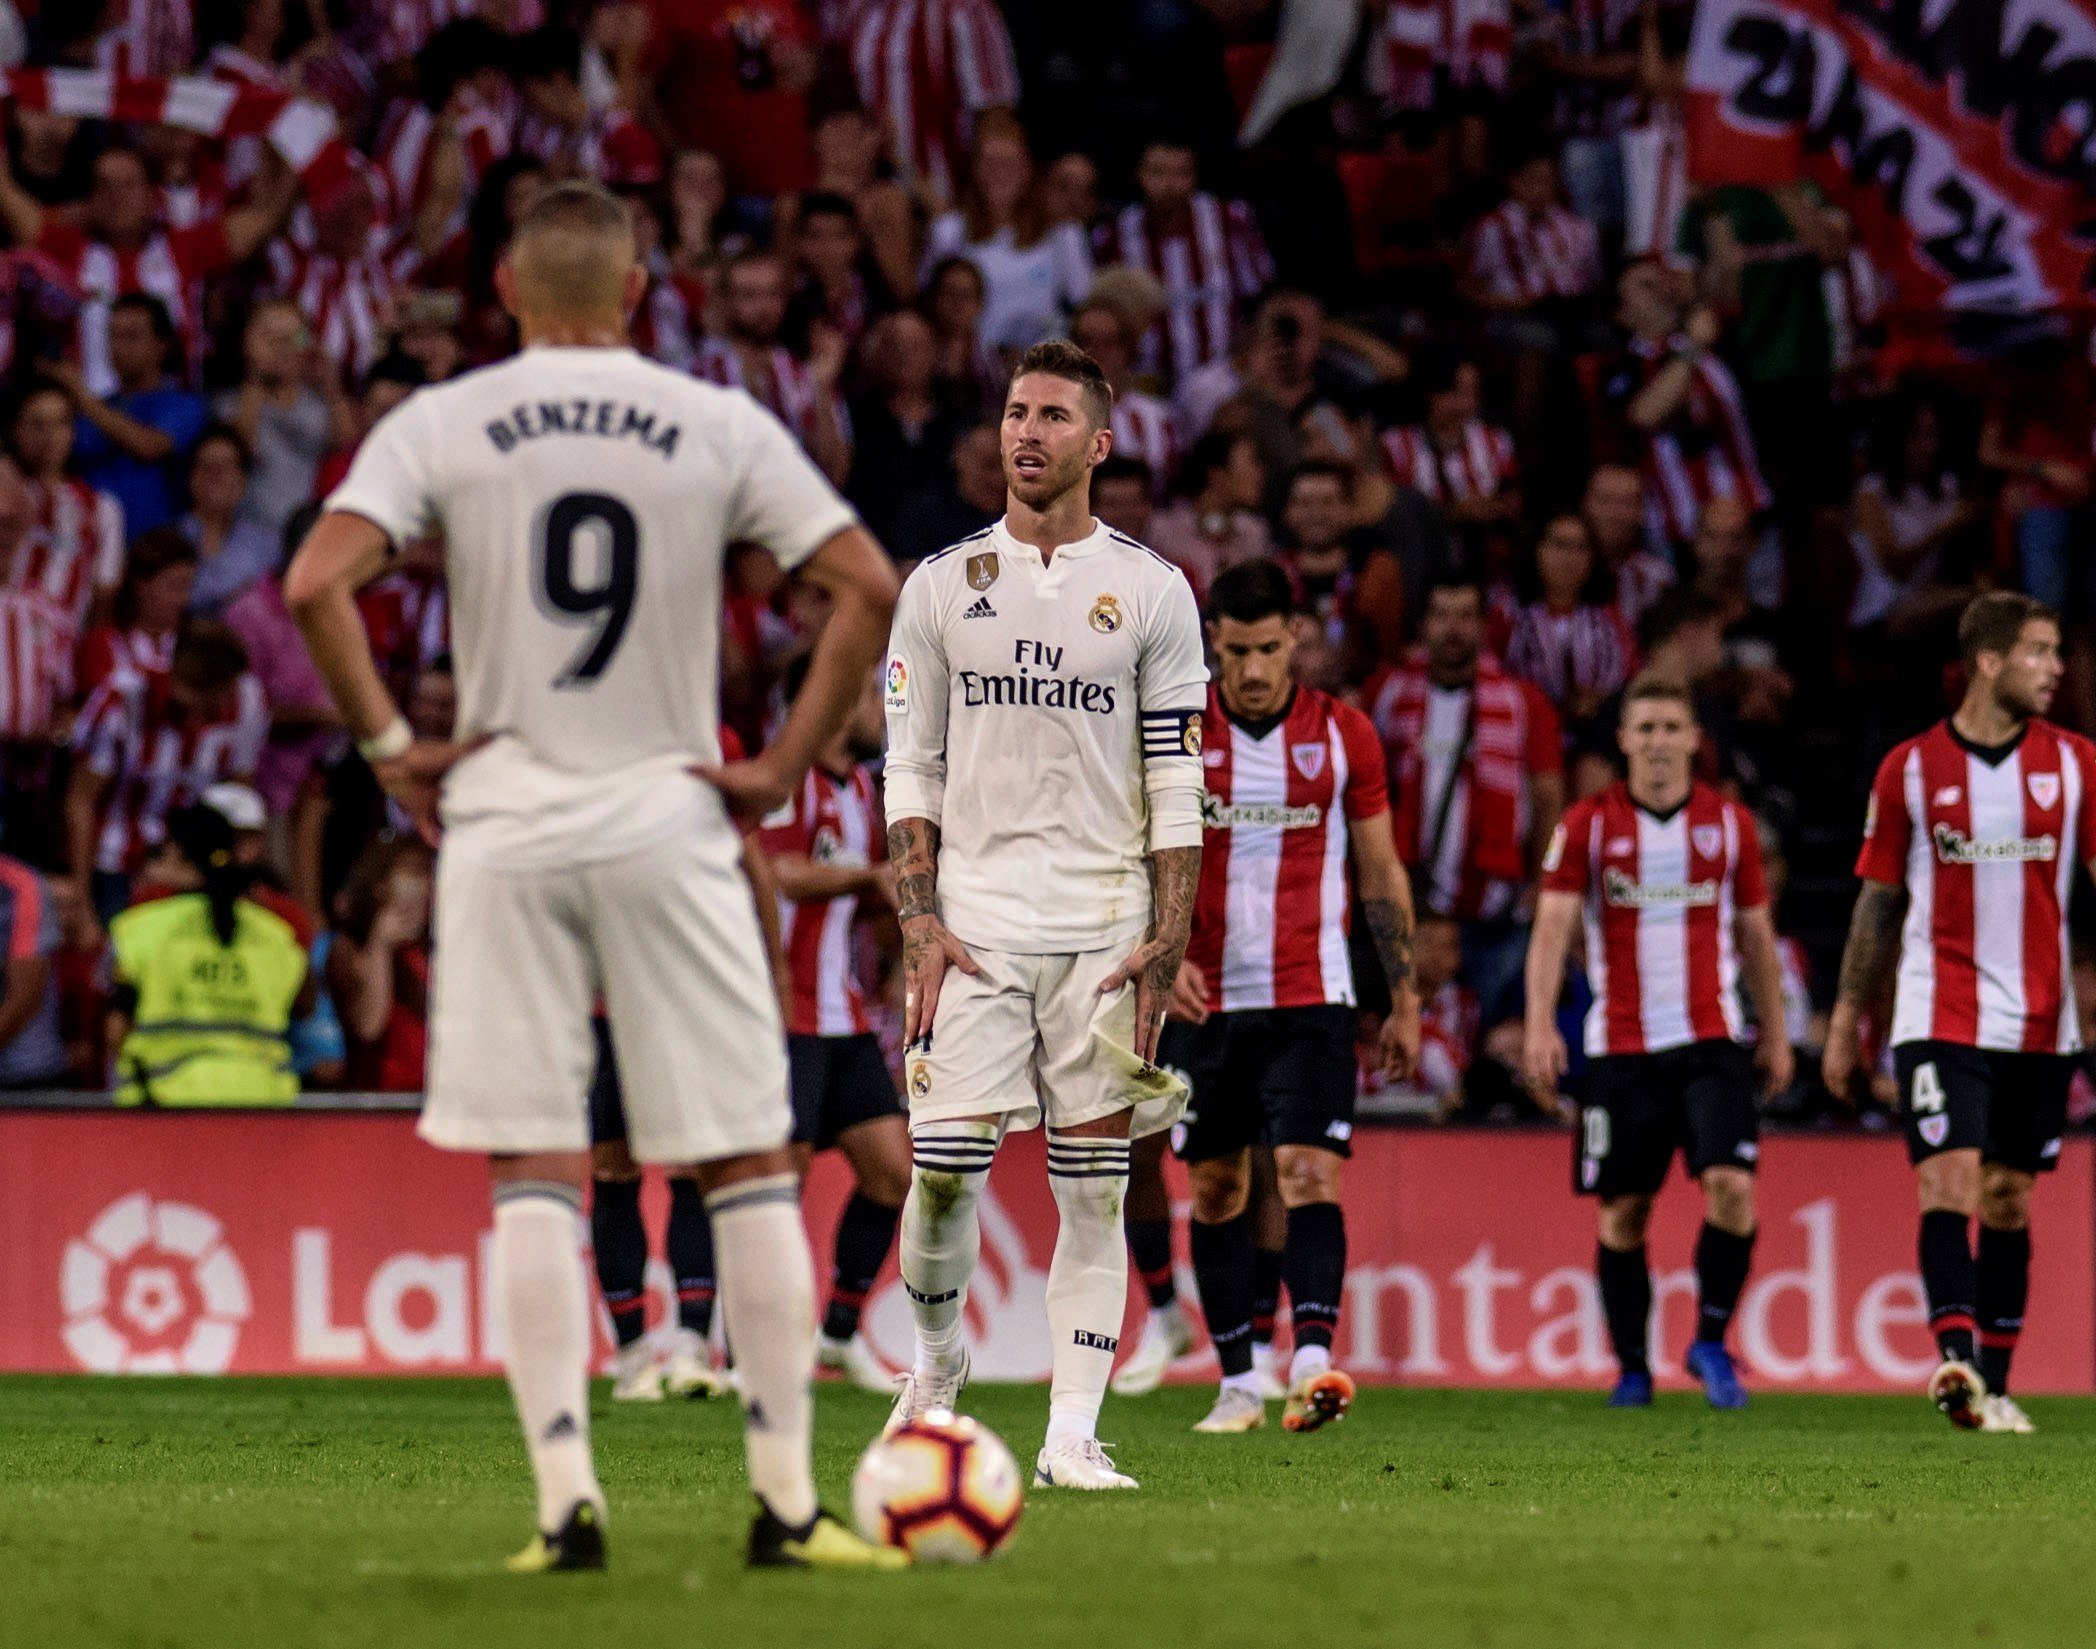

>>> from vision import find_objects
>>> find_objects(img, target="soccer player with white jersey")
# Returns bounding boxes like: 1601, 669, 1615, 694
1525, 677, 1791, 1410
1824, 593, 2096, 1434
881, 340, 1209, 1491
1169, 559, 1421, 1436
285, 182, 905, 1571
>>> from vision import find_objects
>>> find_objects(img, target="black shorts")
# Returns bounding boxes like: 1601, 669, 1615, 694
1576, 1039, 1758, 1198
1167, 1004, 1358, 1163
1892, 1041, 2072, 1174
789, 1032, 902, 1150
587, 1016, 626, 1145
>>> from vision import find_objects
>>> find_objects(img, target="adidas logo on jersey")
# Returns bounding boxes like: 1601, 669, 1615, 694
963, 595, 998, 619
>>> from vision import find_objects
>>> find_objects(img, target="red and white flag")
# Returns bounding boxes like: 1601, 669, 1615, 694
5, 70, 359, 208
1683, 0, 2096, 337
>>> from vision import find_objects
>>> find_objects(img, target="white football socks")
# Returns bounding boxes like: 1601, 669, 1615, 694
1290, 1342, 1333, 1384
707, 1172, 819, 1528
1044, 1134, 1131, 1453
900, 1121, 998, 1377
491, 1183, 602, 1531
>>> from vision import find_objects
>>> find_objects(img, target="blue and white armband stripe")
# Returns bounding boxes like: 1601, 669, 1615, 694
1141, 707, 1203, 764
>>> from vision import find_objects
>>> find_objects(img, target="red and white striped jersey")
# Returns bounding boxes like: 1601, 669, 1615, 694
759, 761, 885, 1036
631, 271, 705, 372
263, 226, 417, 382
1377, 0, 1513, 110
35, 220, 234, 395
1613, 550, 1676, 630
1465, 199, 1601, 304
691, 339, 849, 456
93, 0, 196, 78
1111, 391, 1178, 495
375, 0, 544, 65
847, 0, 1020, 203
1495, 597, 1635, 710
11, 479, 126, 636
0, 588, 68, 743
1856, 719, 2096, 1053
1098, 194, 1273, 385
357, 565, 450, 689
1612, 336, 1771, 544
1544, 781, 1767, 1056
1380, 420, 1518, 506
78, 625, 175, 696
515, 106, 664, 188
375, 88, 515, 232
1185, 684, 1390, 1013
73, 668, 270, 874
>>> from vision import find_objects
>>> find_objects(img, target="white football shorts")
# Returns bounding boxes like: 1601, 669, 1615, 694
420, 802, 789, 1163
903, 944, 1189, 1137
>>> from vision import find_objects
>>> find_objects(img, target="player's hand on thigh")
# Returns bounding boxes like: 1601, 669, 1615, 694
1099, 938, 1177, 1067
901, 913, 978, 1046
1756, 1036, 1795, 1098
1521, 1020, 1568, 1110
692, 750, 794, 832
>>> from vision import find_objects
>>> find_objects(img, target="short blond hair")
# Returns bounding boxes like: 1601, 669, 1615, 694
508, 181, 635, 313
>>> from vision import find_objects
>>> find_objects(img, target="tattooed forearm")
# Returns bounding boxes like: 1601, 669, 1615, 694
1834, 882, 1908, 1008
888, 816, 941, 922
1362, 896, 1414, 994
1146, 846, 1200, 952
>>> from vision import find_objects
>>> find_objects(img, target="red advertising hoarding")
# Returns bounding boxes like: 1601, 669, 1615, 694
3, 1112, 2089, 1393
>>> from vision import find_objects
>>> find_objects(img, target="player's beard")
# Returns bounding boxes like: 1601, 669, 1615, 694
1995, 676, 2050, 726
1005, 449, 1092, 515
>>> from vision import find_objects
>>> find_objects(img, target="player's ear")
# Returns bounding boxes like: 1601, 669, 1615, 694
621, 263, 647, 319
494, 257, 519, 322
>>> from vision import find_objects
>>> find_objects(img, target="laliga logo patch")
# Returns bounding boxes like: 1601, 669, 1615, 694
61, 1193, 251, 1374
966, 552, 1000, 591
909, 1060, 931, 1100
1089, 593, 1121, 634
884, 656, 909, 713
1291, 742, 1326, 781
2029, 771, 2061, 810
1919, 1115, 1950, 1148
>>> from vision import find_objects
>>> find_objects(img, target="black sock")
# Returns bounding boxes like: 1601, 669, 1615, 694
1127, 1216, 1177, 1311
1189, 1215, 1256, 1377
668, 1176, 717, 1339
590, 1177, 649, 1349
1596, 1244, 1651, 1376
1918, 1209, 1977, 1363
822, 1192, 901, 1342
1251, 1244, 1283, 1345
1283, 1202, 1346, 1353
1977, 1224, 2031, 1396
1694, 1223, 1756, 1347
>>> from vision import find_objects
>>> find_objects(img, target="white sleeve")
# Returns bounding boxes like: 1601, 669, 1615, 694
1138, 569, 1209, 851
323, 394, 438, 550
880, 561, 950, 827
726, 399, 860, 573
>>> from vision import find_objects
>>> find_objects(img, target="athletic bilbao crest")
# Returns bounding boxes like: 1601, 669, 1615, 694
1291, 743, 1326, 781
966, 552, 999, 591
1692, 824, 1722, 859
1919, 1115, 1950, 1148
2029, 771, 2061, 810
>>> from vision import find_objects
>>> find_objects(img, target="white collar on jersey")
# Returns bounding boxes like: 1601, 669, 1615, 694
990, 515, 1113, 562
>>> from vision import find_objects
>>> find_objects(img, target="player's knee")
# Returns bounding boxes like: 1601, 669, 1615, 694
1917, 1151, 1980, 1216
1701, 1168, 1755, 1234
1188, 1158, 1249, 1224
860, 1155, 912, 1208
912, 1166, 977, 1224
591, 1141, 639, 1182
1273, 1147, 1341, 1207
1979, 1168, 2033, 1231
1598, 1195, 1652, 1248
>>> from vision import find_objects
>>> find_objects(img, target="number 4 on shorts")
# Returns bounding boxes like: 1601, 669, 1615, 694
1910, 1062, 1946, 1114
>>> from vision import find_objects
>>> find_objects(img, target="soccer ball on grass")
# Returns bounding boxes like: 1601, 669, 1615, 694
851, 1413, 1023, 1562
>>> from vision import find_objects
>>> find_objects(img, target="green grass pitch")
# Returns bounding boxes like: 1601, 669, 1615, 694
1, 1375, 2091, 1649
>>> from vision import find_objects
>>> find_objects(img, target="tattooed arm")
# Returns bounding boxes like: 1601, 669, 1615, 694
1821, 880, 1908, 1104
1349, 809, 1421, 1081
1100, 844, 1202, 1066
888, 816, 978, 1047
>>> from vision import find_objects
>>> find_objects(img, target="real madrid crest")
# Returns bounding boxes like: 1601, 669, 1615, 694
1183, 715, 1202, 756
966, 552, 999, 591
908, 1060, 931, 1100
1090, 593, 1122, 634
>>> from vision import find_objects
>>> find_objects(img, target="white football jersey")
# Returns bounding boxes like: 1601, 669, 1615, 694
326, 345, 857, 864
883, 517, 1207, 953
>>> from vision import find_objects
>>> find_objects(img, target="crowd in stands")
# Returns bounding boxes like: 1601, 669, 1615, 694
0, 0, 2090, 1127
